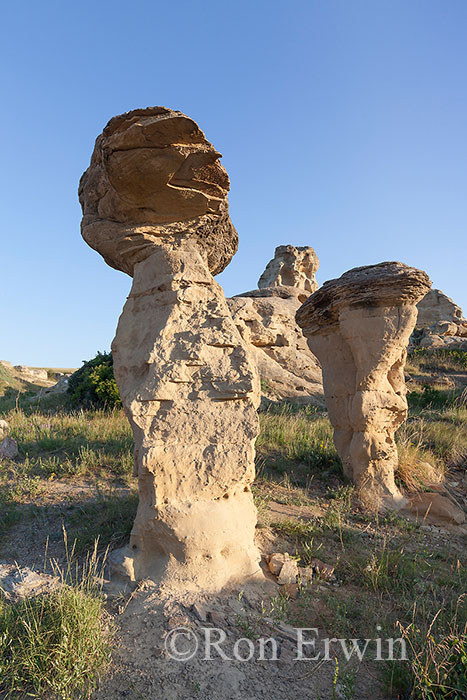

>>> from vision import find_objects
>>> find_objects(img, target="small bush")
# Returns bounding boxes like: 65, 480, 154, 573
68, 352, 121, 409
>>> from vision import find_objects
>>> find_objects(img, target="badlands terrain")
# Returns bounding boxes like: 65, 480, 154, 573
0, 256, 466, 699
0, 105, 466, 700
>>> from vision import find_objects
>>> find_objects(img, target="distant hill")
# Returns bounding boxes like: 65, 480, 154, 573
0, 361, 75, 399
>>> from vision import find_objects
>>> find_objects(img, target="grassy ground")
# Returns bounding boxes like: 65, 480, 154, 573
0, 349, 465, 698
0, 541, 111, 698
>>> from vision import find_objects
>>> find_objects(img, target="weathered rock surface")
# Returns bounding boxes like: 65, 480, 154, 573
0, 419, 9, 440
296, 262, 431, 510
14, 365, 48, 381
404, 491, 465, 526
258, 245, 319, 293
412, 289, 467, 348
79, 107, 261, 591
0, 437, 18, 460
227, 245, 323, 404
0, 563, 59, 601
416, 289, 465, 328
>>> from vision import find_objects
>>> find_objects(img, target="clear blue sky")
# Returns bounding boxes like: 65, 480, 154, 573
1, 0, 466, 367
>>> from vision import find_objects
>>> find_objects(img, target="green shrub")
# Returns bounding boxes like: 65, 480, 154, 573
68, 352, 121, 409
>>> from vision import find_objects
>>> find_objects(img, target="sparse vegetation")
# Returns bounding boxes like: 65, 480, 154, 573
0, 350, 465, 699
67, 489, 138, 554
3, 407, 133, 478
406, 347, 467, 373
257, 402, 341, 473
385, 596, 467, 699
0, 539, 111, 699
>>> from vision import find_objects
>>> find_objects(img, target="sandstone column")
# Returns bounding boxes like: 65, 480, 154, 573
296, 262, 431, 510
79, 107, 261, 590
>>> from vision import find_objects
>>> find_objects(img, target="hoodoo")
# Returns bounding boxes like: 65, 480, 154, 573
296, 262, 431, 510
79, 107, 262, 590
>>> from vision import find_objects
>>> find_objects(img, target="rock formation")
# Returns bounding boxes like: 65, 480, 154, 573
227, 245, 324, 404
416, 289, 465, 328
79, 107, 261, 591
258, 245, 319, 292
296, 262, 431, 509
413, 289, 467, 348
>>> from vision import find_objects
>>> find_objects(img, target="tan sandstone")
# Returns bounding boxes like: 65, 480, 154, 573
405, 492, 465, 527
416, 288, 465, 329
79, 107, 262, 591
258, 244, 319, 292
296, 262, 431, 510
227, 245, 323, 404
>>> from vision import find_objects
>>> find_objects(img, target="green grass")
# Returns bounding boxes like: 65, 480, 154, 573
408, 385, 458, 410
0, 382, 465, 698
257, 403, 341, 472
0, 540, 111, 699
398, 404, 467, 470
67, 490, 138, 554
406, 347, 467, 373
0, 407, 133, 479
385, 596, 467, 700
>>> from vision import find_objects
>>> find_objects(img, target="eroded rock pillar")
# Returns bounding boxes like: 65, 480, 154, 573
79, 107, 261, 589
296, 262, 431, 510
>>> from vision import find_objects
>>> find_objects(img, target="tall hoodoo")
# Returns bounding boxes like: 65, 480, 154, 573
79, 107, 261, 590
296, 262, 431, 510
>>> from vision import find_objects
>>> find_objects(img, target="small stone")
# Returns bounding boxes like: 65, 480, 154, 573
0, 419, 9, 439
309, 557, 335, 580
281, 583, 299, 599
278, 644, 297, 666
268, 552, 286, 576
277, 557, 299, 584
406, 492, 465, 526
191, 602, 207, 622
228, 598, 246, 616
167, 615, 190, 630
298, 567, 314, 583
208, 611, 226, 627
276, 621, 297, 642
0, 437, 18, 460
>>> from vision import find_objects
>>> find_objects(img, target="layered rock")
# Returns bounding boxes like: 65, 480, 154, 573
227, 245, 323, 404
79, 107, 261, 591
296, 262, 431, 509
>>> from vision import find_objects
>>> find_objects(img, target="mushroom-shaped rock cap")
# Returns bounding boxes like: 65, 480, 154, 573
296, 262, 432, 336
79, 107, 238, 276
